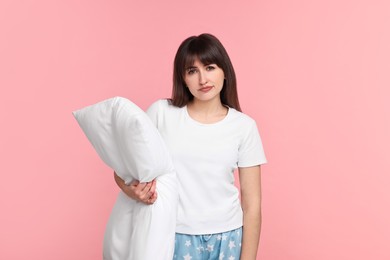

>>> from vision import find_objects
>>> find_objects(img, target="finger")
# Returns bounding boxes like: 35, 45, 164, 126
128, 182, 146, 200
145, 181, 157, 199
139, 182, 153, 199
141, 182, 153, 192
131, 182, 151, 201
134, 182, 147, 191
149, 192, 158, 204
149, 180, 157, 194
145, 193, 157, 205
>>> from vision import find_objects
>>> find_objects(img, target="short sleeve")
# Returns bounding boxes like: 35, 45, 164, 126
238, 120, 267, 168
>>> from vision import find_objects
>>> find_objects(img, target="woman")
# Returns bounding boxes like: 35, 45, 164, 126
115, 33, 266, 259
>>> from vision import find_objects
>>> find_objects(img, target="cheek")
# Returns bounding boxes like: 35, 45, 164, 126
184, 79, 197, 94
216, 71, 225, 86
217, 75, 225, 87
184, 78, 194, 89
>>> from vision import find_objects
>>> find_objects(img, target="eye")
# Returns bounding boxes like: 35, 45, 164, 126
186, 68, 197, 75
206, 65, 216, 71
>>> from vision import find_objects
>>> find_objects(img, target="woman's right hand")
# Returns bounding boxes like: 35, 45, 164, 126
114, 172, 157, 205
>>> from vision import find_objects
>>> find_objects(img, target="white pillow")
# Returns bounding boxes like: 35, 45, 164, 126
73, 96, 174, 183
73, 97, 178, 260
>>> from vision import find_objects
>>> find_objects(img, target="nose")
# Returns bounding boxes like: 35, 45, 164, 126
199, 70, 207, 85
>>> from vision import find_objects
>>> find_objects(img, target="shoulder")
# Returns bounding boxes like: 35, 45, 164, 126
147, 99, 180, 112
228, 108, 257, 127
146, 99, 170, 115
147, 99, 167, 110
146, 99, 182, 122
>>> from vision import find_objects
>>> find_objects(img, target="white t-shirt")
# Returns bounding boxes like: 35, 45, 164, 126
147, 99, 267, 235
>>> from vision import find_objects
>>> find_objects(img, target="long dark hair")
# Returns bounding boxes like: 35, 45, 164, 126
170, 33, 241, 112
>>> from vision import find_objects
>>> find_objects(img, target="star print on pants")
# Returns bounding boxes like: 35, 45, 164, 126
228, 240, 236, 250
206, 244, 214, 252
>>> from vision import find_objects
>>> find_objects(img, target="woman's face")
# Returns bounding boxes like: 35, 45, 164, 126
184, 58, 225, 103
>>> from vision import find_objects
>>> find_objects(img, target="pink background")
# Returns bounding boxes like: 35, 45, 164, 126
1, 0, 389, 259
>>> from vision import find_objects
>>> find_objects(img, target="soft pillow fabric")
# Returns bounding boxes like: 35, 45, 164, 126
73, 96, 173, 184
73, 97, 178, 260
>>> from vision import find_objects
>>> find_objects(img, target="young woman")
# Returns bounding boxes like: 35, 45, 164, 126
115, 33, 267, 259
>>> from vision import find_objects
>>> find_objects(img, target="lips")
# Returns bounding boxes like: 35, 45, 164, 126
199, 86, 213, 92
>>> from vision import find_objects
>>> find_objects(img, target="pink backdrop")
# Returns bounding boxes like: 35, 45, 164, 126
1, 0, 389, 259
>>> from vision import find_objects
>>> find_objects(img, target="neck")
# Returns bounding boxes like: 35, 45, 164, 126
189, 97, 224, 113
187, 98, 228, 124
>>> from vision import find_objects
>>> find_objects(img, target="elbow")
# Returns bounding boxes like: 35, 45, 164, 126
242, 202, 261, 221
243, 204, 261, 217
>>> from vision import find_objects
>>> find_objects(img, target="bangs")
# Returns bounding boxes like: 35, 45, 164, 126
183, 41, 222, 69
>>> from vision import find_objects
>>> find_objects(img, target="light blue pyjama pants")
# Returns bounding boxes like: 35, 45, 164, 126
173, 227, 242, 260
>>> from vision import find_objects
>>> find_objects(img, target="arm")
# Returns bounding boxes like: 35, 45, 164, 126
239, 165, 262, 260
114, 172, 157, 205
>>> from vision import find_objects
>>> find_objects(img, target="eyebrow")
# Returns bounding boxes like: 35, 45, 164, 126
185, 63, 214, 70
